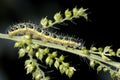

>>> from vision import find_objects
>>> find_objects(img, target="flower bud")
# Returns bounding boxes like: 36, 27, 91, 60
73, 7, 78, 16
45, 56, 51, 65
43, 48, 49, 55
66, 67, 75, 78
59, 55, 65, 62
19, 48, 26, 58
54, 12, 62, 22
103, 67, 108, 72
65, 9, 72, 18
48, 20, 53, 26
90, 60, 95, 69
54, 60, 60, 69
97, 66, 102, 73
40, 17, 48, 28
59, 64, 64, 74
51, 51, 57, 58
26, 64, 35, 74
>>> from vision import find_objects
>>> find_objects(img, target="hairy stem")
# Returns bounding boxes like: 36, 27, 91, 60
0, 33, 120, 69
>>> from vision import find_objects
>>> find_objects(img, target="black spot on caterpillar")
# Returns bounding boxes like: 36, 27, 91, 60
7, 22, 83, 49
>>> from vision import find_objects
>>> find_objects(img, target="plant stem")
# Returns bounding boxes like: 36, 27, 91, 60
0, 33, 120, 69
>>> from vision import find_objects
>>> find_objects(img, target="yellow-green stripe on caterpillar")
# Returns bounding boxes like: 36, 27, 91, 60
8, 22, 83, 49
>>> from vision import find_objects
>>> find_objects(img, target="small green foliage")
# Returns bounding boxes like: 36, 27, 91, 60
36, 51, 44, 61
59, 62, 69, 74
33, 69, 42, 80
97, 66, 102, 73
46, 56, 53, 67
54, 59, 60, 69
40, 7, 88, 29
43, 48, 49, 55
89, 60, 95, 69
98, 47, 103, 52
91, 47, 97, 51
25, 63, 35, 74
66, 67, 76, 78
65, 9, 72, 18
40, 17, 48, 28
33, 44, 40, 49
18, 48, 26, 58
77, 7, 88, 20
73, 7, 78, 16
116, 48, 120, 57
101, 54, 111, 61
103, 67, 108, 72
14, 41, 25, 47
48, 20, 53, 26
81, 46, 89, 55
59, 64, 65, 74
54, 12, 62, 22
110, 71, 116, 79
14, 34, 75, 79
51, 51, 57, 57
59, 55, 65, 62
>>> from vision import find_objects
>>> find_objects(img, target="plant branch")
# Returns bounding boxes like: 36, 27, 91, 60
0, 33, 120, 70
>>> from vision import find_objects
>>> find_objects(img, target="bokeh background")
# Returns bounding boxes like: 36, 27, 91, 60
0, 0, 119, 80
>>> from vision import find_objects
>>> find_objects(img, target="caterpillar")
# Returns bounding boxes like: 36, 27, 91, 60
7, 22, 83, 49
